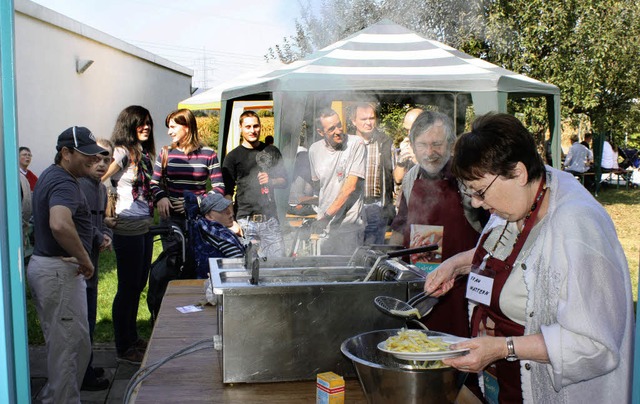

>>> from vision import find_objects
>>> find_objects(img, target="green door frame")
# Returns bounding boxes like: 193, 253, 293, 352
0, 0, 31, 402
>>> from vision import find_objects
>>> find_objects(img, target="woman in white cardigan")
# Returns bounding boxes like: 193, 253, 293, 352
425, 113, 633, 403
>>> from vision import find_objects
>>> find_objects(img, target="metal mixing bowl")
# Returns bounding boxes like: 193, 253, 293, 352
341, 329, 468, 404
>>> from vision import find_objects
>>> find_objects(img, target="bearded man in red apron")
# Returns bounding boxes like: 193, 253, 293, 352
390, 111, 487, 338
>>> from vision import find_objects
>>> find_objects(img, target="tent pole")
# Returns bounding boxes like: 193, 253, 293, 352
453, 93, 457, 135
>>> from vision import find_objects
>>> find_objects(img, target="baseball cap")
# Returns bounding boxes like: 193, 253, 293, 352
200, 193, 232, 215
56, 126, 109, 156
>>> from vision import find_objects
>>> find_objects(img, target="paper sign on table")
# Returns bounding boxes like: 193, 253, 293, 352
176, 305, 204, 314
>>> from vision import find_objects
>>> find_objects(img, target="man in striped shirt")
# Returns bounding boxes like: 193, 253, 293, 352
350, 103, 396, 245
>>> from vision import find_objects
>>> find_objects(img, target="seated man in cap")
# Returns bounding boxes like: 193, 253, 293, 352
184, 192, 246, 278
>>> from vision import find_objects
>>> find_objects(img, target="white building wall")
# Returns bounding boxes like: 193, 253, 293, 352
14, 0, 193, 175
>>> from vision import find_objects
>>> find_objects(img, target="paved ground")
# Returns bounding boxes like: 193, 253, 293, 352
29, 343, 138, 404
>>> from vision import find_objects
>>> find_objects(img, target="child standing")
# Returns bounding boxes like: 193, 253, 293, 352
78, 138, 113, 390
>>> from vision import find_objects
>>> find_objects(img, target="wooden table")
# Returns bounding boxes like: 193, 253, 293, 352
132, 279, 481, 403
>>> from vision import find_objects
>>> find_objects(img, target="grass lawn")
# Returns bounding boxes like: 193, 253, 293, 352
26, 238, 163, 345
596, 187, 640, 301
25, 187, 640, 345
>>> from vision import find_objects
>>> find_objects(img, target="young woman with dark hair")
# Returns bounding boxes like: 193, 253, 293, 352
102, 105, 156, 364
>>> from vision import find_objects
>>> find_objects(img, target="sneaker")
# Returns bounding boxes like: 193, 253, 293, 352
81, 377, 110, 391
134, 338, 149, 351
116, 347, 144, 365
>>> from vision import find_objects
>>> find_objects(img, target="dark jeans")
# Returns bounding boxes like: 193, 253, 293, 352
112, 232, 153, 354
83, 263, 99, 383
566, 169, 595, 189
363, 203, 387, 245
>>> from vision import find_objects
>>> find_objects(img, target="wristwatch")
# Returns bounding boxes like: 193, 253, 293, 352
505, 336, 518, 362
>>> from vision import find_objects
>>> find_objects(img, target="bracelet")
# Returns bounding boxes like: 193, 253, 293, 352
505, 336, 518, 362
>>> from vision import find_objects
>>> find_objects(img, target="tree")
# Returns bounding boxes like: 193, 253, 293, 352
267, 0, 485, 63
268, 0, 640, 146
478, 0, 640, 145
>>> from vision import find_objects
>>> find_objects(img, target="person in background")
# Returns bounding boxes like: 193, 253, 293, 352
19, 146, 38, 191
27, 126, 108, 403
393, 108, 422, 184
78, 138, 113, 391
389, 111, 486, 337
264, 135, 274, 146
18, 149, 32, 252
222, 110, 287, 257
563, 134, 594, 188
425, 113, 633, 403
102, 105, 156, 365
309, 107, 365, 255
350, 103, 396, 245
612, 143, 620, 169
580, 132, 593, 150
152, 109, 225, 258
601, 138, 616, 172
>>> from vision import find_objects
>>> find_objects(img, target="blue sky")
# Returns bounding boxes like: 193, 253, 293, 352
30, 0, 299, 88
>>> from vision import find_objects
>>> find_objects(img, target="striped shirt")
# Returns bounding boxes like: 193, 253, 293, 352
193, 218, 245, 278
150, 146, 225, 206
363, 139, 381, 199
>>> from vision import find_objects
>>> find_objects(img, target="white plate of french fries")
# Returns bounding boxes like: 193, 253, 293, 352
377, 329, 470, 361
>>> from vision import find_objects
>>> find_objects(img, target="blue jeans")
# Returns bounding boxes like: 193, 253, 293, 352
237, 217, 285, 258
363, 202, 387, 245
112, 232, 153, 354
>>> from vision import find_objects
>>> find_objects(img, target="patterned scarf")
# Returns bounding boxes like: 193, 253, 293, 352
131, 150, 154, 215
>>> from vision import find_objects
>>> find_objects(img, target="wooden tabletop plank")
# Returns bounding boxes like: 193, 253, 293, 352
133, 279, 479, 404
133, 280, 366, 403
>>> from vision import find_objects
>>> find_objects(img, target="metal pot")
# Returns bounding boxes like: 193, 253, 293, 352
341, 329, 468, 404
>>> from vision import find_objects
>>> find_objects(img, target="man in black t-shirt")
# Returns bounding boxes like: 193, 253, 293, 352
222, 111, 288, 257
27, 126, 108, 403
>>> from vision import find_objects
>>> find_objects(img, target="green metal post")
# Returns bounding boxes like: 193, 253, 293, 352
634, 258, 640, 402
0, 0, 32, 402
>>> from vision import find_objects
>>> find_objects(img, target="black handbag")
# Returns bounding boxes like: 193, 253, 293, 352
146, 243, 184, 326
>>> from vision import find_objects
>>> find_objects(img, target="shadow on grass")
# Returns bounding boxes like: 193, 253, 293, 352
595, 187, 640, 205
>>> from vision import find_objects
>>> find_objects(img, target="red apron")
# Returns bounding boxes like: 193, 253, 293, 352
404, 171, 482, 338
469, 179, 547, 403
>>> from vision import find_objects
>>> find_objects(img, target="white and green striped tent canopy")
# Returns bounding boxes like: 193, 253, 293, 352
217, 20, 561, 166
223, 20, 559, 96
178, 65, 282, 110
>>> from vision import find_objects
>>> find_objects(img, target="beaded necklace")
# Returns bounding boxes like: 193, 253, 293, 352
483, 177, 548, 265
514, 177, 547, 243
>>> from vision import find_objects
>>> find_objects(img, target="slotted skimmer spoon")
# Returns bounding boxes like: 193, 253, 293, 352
374, 291, 437, 321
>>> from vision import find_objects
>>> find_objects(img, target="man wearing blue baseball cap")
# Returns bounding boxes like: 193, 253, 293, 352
27, 126, 108, 403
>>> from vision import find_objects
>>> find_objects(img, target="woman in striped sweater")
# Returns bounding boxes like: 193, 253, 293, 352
151, 109, 225, 273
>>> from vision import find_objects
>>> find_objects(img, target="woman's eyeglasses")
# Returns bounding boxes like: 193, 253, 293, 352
463, 175, 499, 201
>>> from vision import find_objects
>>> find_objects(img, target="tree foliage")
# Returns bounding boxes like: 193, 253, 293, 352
480, 0, 640, 145
268, 0, 640, 147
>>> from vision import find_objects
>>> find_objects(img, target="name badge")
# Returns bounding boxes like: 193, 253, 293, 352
466, 267, 494, 306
